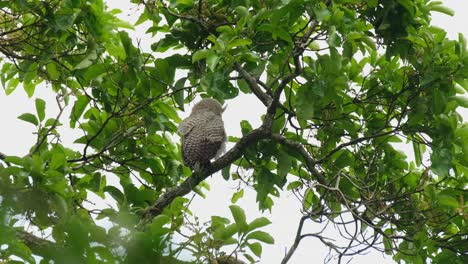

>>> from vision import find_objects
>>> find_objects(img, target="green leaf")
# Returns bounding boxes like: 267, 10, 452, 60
151, 35, 179, 52
50, 151, 67, 170
276, 149, 292, 178
287, 181, 302, 190
227, 38, 251, 50
10, 242, 34, 263
428, 2, 454, 16
5, 78, 19, 95
175, 0, 193, 9
154, 58, 175, 84
247, 217, 271, 232
333, 149, 355, 168
231, 189, 244, 204
104, 186, 125, 204
23, 81, 36, 97
431, 147, 452, 176
383, 231, 393, 255
18, 113, 38, 126
229, 205, 248, 232
206, 52, 220, 71
211, 215, 230, 230
235, 6, 249, 27
450, 96, 468, 108
44, 118, 59, 127
245, 231, 274, 244
397, 0, 414, 14
222, 164, 231, 180
446, 223, 459, 235
248, 242, 262, 257
437, 195, 459, 210
74, 48, 98, 70
347, 31, 361, 40
55, 12, 78, 30
46, 63, 60, 80
192, 49, 214, 63
70, 95, 90, 128
4, 156, 23, 166
213, 223, 237, 240
296, 84, 316, 121
361, 36, 377, 51
274, 28, 292, 43
403, 172, 419, 188
458, 33, 466, 56
173, 78, 186, 110
272, 110, 286, 133
457, 79, 468, 92
327, 26, 341, 47
240, 120, 253, 135
303, 188, 318, 210
35, 98, 46, 122
413, 141, 422, 166
237, 79, 251, 94
243, 253, 255, 263
150, 215, 171, 236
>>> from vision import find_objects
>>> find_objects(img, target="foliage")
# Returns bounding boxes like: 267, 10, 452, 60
0, 0, 467, 263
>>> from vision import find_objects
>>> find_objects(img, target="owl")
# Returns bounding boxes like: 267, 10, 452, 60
178, 98, 226, 170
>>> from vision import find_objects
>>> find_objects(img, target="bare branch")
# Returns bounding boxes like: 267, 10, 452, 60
281, 216, 308, 264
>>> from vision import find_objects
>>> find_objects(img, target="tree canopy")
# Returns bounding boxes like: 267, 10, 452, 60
0, 0, 467, 263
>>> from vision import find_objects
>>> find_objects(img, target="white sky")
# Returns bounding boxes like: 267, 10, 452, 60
0, 1, 467, 263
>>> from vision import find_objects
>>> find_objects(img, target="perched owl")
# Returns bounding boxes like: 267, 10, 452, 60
178, 98, 226, 170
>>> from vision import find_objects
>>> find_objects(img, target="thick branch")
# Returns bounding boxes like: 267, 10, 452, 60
141, 127, 270, 224
16, 230, 54, 251
16, 230, 62, 260
234, 62, 272, 107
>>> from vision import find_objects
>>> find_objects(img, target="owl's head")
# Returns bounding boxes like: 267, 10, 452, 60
191, 98, 224, 116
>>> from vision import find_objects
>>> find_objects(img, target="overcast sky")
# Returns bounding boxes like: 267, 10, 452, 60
0, 1, 467, 263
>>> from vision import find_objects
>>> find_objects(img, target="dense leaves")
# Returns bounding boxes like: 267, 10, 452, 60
0, 0, 467, 263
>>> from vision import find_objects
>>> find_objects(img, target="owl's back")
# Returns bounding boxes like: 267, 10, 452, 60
179, 112, 226, 169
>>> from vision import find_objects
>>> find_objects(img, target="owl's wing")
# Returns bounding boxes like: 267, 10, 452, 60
178, 116, 196, 136
204, 114, 226, 143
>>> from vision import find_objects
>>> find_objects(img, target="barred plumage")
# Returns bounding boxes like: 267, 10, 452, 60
178, 99, 226, 169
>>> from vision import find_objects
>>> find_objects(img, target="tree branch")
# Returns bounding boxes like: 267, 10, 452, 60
234, 62, 272, 107
281, 216, 308, 264
140, 127, 270, 225
264, 18, 321, 129
16, 230, 54, 251
270, 133, 327, 185
314, 129, 399, 164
